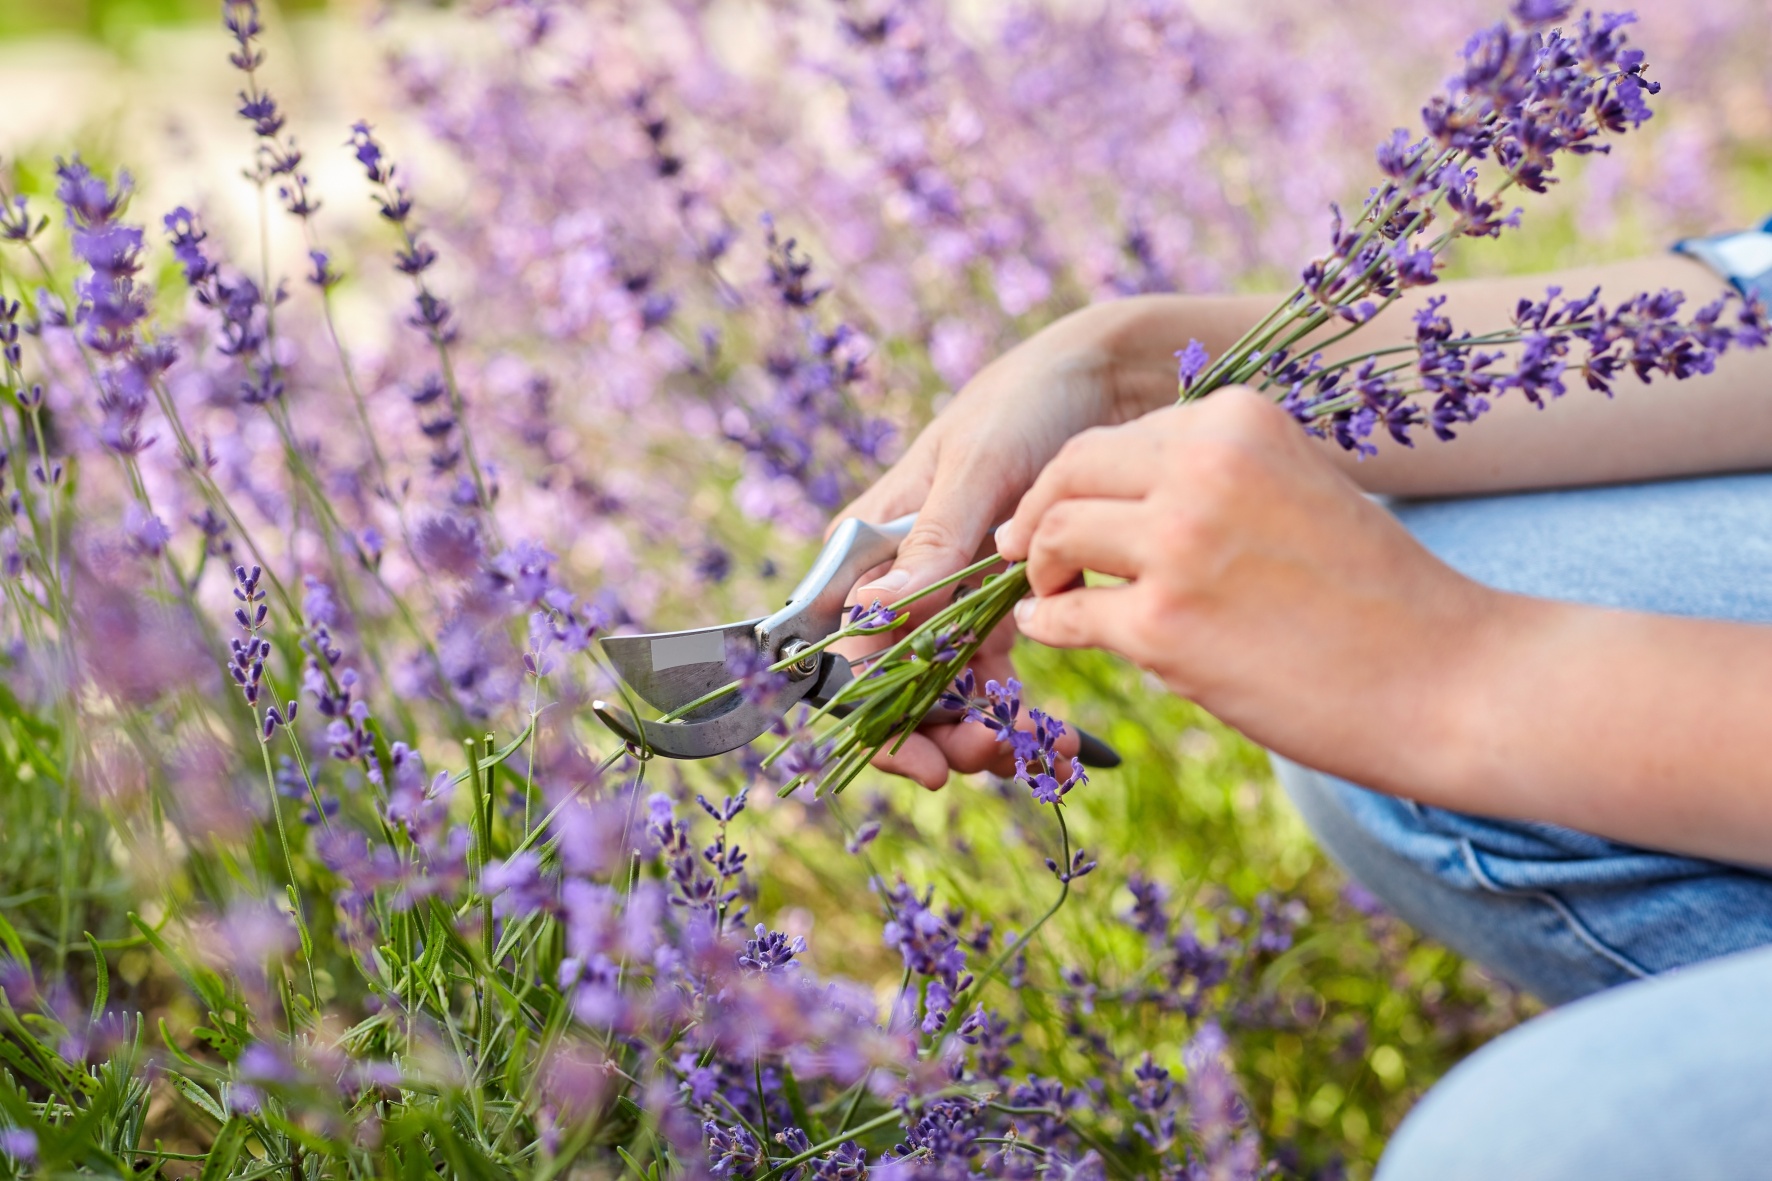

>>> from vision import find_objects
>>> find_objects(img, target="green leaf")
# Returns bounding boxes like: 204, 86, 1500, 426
779, 1068, 821, 1145
84, 932, 108, 1024
130, 912, 226, 1011
287, 885, 315, 964
0, 910, 27, 965
0, 1036, 58, 1091
198, 1117, 251, 1181
426, 1114, 503, 1181
171, 1075, 228, 1128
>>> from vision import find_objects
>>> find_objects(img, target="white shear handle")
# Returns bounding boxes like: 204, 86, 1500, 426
755, 513, 917, 658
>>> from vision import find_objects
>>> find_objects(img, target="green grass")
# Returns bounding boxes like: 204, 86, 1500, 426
0, 0, 327, 43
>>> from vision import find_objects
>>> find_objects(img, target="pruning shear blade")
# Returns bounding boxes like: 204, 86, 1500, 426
592, 513, 1119, 769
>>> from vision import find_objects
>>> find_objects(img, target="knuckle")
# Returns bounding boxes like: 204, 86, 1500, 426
1056, 426, 1109, 465
1128, 589, 1177, 646
902, 516, 965, 560
1188, 434, 1260, 489
1215, 386, 1292, 439
1038, 500, 1079, 540
1150, 506, 1214, 562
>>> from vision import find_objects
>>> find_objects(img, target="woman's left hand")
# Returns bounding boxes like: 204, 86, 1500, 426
995, 387, 1507, 787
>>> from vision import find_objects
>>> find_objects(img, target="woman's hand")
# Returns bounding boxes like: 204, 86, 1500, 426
831, 296, 1272, 787
996, 388, 1506, 786
829, 300, 1191, 788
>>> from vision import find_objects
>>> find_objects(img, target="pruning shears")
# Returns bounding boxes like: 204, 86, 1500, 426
591, 514, 1121, 768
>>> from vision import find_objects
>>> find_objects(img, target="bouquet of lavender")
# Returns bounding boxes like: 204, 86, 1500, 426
758, 2, 1769, 804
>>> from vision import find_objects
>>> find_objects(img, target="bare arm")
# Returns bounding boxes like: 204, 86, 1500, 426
1093, 253, 1772, 496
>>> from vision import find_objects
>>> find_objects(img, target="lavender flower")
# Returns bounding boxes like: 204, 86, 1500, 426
301, 582, 375, 763
846, 599, 899, 630
164, 206, 284, 404
0, 1120, 35, 1156
1126, 874, 1172, 943
1279, 284, 1769, 454
483, 851, 553, 918
227, 564, 272, 711
0, 1128, 37, 1165
57, 158, 167, 455
0, 295, 20, 374
349, 121, 497, 511
1253, 894, 1310, 954
738, 924, 806, 971
226, 1, 321, 219
882, 881, 973, 1033
1176, 339, 1212, 391
706, 1122, 767, 1178
1146, 5, 1772, 465
810, 1142, 869, 1180
724, 216, 894, 522
59, 161, 148, 359
0, 176, 46, 244
1183, 1022, 1264, 1181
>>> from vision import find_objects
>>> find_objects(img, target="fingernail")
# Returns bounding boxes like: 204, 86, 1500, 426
1013, 598, 1034, 627
995, 523, 1017, 553
859, 569, 911, 600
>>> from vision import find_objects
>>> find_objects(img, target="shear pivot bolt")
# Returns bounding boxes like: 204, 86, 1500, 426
780, 639, 820, 679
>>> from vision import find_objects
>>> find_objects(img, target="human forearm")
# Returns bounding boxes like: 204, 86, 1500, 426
1090, 255, 1772, 496
1315, 253, 1772, 496
1396, 593, 1772, 867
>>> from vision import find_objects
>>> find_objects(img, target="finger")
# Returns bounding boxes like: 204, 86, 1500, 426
998, 427, 1160, 560
1012, 584, 1135, 652
923, 645, 1081, 776
926, 719, 1014, 774
869, 730, 950, 791
855, 451, 1005, 602
1023, 498, 1150, 598
922, 645, 1020, 774
928, 711, 1085, 779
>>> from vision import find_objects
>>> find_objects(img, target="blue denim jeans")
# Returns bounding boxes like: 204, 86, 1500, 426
1270, 472, 1772, 1178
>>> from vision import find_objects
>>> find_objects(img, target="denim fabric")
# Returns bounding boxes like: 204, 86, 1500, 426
1392, 470, 1772, 622
1273, 471, 1772, 1005
1376, 942, 1772, 1181
1273, 472, 1772, 1176
1274, 758, 1772, 1003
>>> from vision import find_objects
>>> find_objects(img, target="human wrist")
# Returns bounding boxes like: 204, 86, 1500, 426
1408, 585, 1554, 808
1079, 294, 1272, 421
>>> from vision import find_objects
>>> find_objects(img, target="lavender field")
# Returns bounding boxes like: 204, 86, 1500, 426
0, 0, 1768, 1177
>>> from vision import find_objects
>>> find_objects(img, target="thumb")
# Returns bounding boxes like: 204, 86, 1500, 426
855, 474, 1000, 602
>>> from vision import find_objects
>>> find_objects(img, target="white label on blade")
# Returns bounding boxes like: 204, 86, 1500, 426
651, 631, 729, 671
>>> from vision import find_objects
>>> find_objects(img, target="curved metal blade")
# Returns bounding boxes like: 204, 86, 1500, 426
599, 618, 764, 719
591, 698, 782, 759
